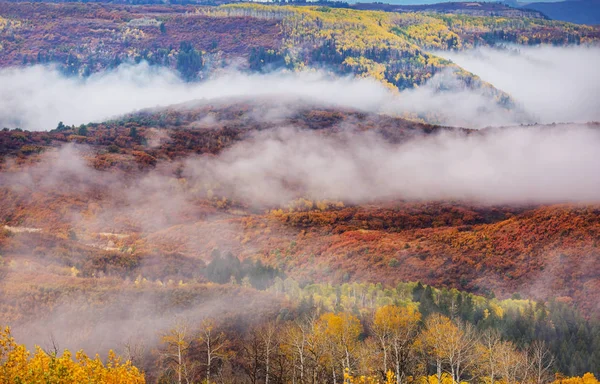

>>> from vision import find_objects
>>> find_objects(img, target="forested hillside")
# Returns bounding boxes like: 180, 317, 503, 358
1, 2, 598, 91
1, 1, 600, 382
1, 102, 600, 381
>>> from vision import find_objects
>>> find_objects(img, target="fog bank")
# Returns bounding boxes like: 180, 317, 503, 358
438, 45, 600, 124
1, 45, 598, 130
7, 124, 598, 206
185, 124, 600, 205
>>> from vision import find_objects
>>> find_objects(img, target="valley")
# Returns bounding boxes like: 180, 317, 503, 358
1, 1, 600, 382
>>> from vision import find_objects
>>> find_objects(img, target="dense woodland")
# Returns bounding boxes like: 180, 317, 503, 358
1, 2, 599, 91
2, 280, 600, 383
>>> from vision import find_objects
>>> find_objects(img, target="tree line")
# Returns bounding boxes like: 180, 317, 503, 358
152, 304, 597, 384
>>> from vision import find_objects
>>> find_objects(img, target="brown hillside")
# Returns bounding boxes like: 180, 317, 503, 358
0, 103, 598, 318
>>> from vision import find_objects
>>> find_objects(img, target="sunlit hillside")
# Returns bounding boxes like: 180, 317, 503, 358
1, 1, 600, 383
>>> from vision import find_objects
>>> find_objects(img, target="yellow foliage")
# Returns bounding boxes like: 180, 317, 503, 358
553, 373, 600, 384
416, 373, 457, 384
345, 368, 396, 384
0, 326, 145, 383
489, 301, 504, 318
120, 27, 145, 41
0, 16, 22, 32
404, 18, 462, 50
220, 3, 443, 91
373, 304, 421, 335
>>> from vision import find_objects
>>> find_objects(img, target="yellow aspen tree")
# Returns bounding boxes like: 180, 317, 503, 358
316, 312, 362, 383
161, 319, 191, 384
529, 340, 555, 384
418, 314, 454, 384
373, 305, 421, 384
198, 317, 229, 384
479, 328, 502, 384
496, 340, 528, 384
0, 326, 144, 383
259, 321, 277, 384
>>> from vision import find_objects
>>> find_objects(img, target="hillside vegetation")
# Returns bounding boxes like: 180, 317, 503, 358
1, 102, 600, 380
0, 104, 598, 319
2, 3, 600, 382
1, 2, 598, 91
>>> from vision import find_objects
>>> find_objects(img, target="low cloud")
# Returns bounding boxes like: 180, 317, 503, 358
0, 64, 387, 131
10, 288, 278, 359
1, 45, 597, 130
4, 123, 600, 210
186, 124, 600, 205
438, 45, 600, 124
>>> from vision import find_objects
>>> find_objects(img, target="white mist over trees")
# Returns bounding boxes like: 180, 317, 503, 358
0, 46, 598, 131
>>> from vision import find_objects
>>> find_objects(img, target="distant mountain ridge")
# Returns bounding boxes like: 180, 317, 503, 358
518, 0, 600, 25
354, 1, 548, 19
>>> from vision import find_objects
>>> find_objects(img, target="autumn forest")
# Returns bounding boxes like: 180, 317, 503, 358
1, 0, 600, 383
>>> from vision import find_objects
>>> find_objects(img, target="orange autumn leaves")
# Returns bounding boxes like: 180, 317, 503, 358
0, 326, 144, 384
553, 373, 600, 384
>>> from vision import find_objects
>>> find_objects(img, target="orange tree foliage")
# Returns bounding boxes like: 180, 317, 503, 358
0, 326, 145, 383
344, 369, 396, 384
553, 373, 600, 384
0, 103, 450, 163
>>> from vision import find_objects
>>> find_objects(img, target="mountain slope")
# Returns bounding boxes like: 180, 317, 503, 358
1, 2, 598, 92
1, 102, 599, 318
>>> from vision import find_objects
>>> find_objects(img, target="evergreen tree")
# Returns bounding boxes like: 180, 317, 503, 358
176, 42, 203, 81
